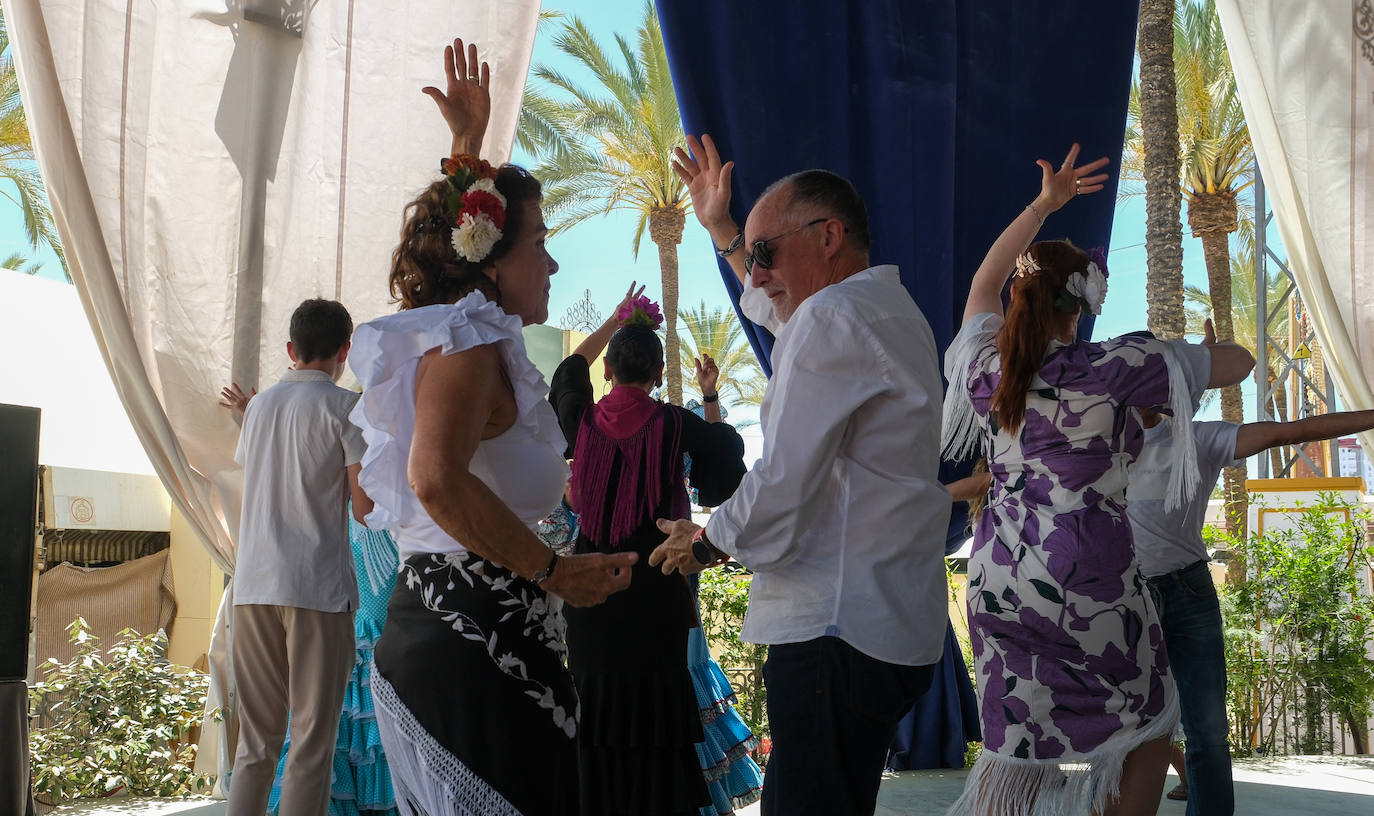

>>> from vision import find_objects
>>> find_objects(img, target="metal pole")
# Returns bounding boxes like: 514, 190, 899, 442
1255, 165, 1271, 477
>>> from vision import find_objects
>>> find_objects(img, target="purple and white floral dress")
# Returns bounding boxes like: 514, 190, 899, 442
942, 313, 1209, 815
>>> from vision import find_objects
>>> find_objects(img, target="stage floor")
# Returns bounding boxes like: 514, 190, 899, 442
46, 755, 1374, 816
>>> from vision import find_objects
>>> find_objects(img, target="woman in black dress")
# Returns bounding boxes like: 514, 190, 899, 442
549, 289, 747, 816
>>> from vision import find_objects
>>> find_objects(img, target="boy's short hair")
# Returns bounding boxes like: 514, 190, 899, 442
289, 299, 353, 363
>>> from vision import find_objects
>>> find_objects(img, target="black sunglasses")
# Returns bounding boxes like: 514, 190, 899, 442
744, 218, 828, 274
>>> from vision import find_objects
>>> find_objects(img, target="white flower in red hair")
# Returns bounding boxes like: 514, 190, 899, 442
1067, 261, 1109, 315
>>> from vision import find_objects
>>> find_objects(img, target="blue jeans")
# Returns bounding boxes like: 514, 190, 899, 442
1148, 561, 1234, 816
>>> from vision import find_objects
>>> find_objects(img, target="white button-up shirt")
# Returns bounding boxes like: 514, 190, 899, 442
708, 265, 951, 666
234, 368, 366, 612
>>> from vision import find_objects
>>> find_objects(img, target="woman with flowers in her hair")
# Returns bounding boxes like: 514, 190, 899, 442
348, 40, 636, 815
548, 288, 746, 816
941, 144, 1254, 816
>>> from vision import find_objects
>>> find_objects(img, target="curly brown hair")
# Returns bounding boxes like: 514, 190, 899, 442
389, 164, 543, 310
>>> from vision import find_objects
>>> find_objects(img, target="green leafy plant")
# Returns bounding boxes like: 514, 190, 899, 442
1217, 493, 1374, 755
698, 567, 769, 747
28, 618, 219, 804
948, 562, 984, 768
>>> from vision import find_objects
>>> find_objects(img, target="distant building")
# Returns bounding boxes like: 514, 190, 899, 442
1337, 438, 1374, 486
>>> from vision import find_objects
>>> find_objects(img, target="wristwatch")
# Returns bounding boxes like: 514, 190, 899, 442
715, 231, 744, 258
531, 551, 559, 585
691, 527, 717, 566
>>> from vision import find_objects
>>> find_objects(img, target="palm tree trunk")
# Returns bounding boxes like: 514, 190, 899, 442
1189, 190, 1246, 576
1137, 0, 1186, 340
649, 206, 686, 405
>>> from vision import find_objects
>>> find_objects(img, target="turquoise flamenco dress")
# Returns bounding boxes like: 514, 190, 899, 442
680, 435, 765, 816
268, 512, 400, 816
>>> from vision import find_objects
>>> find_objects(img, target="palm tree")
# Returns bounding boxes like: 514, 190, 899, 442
1, 250, 41, 275
676, 301, 766, 407
1128, 0, 1253, 539
1175, 0, 1253, 538
518, 2, 691, 404
1183, 229, 1291, 475
1129, 0, 1187, 340
0, 7, 65, 277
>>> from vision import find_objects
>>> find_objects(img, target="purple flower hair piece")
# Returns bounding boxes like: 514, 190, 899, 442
1088, 246, 1109, 279
615, 294, 664, 330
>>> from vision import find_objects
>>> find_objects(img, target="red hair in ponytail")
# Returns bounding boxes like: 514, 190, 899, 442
990, 240, 1089, 434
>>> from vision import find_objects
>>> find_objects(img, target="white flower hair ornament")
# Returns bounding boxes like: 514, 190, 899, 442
438, 155, 508, 264
1052, 246, 1110, 316
1065, 260, 1108, 315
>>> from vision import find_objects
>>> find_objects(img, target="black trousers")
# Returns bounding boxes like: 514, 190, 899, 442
761, 636, 934, 816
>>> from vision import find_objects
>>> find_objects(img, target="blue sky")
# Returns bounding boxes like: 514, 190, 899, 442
5, 0, 1280, 426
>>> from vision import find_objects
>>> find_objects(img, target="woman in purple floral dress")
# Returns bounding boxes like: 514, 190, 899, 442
941, 145, 1253, 816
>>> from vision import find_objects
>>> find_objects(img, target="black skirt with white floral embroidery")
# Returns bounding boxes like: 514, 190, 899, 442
373, 551, 578, 816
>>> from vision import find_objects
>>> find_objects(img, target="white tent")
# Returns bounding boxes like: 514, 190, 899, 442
3, 0, 539, 786
1218, 0, 1374, 454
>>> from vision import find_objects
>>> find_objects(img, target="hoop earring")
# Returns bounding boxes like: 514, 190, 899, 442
602, 378, 611, 396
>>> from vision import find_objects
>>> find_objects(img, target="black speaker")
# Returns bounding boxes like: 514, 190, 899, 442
0, 403, 40, 682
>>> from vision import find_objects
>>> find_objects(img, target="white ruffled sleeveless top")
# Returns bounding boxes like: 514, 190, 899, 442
348, 292, 570, 556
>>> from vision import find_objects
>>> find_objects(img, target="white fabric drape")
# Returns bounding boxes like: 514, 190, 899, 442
3, 0, 538, 787
1217, 0, 1374, 456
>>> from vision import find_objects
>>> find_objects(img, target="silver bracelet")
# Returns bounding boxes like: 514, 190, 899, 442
1026, 202, 1046, 224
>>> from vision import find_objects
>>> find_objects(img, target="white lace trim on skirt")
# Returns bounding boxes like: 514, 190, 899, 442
946, 684, 1179, 816
370, 658, 522, 816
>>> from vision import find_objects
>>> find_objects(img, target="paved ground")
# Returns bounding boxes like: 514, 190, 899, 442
48, 755, 1374, 815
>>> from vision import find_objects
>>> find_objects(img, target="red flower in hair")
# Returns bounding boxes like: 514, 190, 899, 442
460, 189, 507, 231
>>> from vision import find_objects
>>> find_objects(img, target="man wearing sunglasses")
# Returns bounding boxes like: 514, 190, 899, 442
652, 134, 950, 816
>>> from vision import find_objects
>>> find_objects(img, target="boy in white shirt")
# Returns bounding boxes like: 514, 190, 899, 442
225, 298, 372, 816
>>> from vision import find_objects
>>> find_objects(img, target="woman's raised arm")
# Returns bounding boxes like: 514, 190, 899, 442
962, 144, 1109, 325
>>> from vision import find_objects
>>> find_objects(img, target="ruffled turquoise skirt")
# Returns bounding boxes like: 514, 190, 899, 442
687, 624, 763, 816
269, 519, 399, 816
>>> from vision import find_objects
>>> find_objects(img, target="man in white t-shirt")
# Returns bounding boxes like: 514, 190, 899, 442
225, 298, 373, 816
1128, 406, 1374, 816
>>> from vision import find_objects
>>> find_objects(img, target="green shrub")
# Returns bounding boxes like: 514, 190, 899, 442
1217, 493, 1374, 755
698, 567, 769, 741
28, 618, 219, 805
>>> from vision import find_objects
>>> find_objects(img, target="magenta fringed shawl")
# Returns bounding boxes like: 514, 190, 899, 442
570, 386, 688, 548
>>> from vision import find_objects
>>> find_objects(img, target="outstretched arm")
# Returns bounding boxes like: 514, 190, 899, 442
1233, 409, 1374, 460
423, 38, 492, 157
962, 144, 1109, 325
673, 134, 747, 286
571, 283, 645, 363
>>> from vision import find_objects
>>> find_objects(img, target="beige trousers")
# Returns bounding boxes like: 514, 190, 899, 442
227, 604, 354, 816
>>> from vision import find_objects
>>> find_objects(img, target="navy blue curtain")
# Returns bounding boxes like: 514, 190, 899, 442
656, 0, 1138, 544
656, 0, 1141, 768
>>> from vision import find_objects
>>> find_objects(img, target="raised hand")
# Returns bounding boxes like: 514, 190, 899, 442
1201, 317, 1217, 346
218, 383, 256, 416
422, 38, 492, 157
1034, 143, 1110, 214
672, 134, 736, 233
612, 281, 647, 319
693, 354, 719, 395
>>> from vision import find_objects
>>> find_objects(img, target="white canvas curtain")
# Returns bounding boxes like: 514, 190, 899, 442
4, 0, 539, 785
1217, 0, 1374, 456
